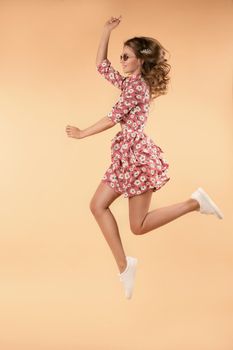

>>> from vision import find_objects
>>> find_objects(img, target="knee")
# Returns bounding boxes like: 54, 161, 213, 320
89, 199, 105, 216
130, 224, 143, 235
89, 200, 98, 215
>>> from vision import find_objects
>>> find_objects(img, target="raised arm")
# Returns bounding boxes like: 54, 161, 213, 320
96, 16, 122, 66
96, 28, 111, 67
96, 16, 126, 90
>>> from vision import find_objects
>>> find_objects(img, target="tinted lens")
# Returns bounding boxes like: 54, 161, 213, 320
120, 54, 129, 61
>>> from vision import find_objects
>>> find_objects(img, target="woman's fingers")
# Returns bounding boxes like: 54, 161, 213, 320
66, 125, 73, 134
109, 15, 122, 22
104, 15, 122, 30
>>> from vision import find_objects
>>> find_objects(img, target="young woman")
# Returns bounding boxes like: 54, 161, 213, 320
65, 16, 224, 300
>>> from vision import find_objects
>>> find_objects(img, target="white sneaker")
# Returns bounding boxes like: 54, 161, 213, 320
190, 187, 224, 219
118, 256, 138, 299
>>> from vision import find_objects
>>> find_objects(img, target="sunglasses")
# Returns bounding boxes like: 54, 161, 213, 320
120, 54, 136, 61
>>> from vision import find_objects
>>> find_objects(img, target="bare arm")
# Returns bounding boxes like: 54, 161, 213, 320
65, 116, 115, 139
96, 28, 111, 66
96, 16, 122, 66
81, 116, 115, 138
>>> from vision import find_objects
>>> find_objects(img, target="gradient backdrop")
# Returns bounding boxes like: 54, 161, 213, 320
0, 0, 232, 349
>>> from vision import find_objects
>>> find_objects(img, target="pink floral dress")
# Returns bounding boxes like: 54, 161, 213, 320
97, 58, 170, 198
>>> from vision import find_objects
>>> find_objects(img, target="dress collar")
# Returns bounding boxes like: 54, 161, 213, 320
127, 73, 144, 82
128, 73, 141, 79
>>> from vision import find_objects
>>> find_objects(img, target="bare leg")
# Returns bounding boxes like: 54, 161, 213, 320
128, 189, 200, 235
90, 181, 127, 273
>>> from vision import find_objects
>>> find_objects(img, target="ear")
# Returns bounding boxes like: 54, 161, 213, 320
140, 58, 144, 66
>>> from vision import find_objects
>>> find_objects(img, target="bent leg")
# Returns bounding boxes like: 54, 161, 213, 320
89, 181, 127, 273
128, 189, 200, 235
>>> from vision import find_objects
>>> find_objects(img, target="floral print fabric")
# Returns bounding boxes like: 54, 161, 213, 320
96, 58, 170, 198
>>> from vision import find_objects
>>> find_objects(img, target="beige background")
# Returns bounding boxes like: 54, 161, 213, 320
0, 0, 232, 349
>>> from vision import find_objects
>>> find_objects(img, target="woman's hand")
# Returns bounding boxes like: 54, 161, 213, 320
65, 125, 83, 139
104, 15, 122, 32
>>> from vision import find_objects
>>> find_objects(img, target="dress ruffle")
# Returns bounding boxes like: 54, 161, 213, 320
101, 130, 170, 198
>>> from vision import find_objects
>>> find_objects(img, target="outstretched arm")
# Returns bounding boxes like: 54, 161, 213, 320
66, 116, 115, 139
96, 29, 111, 66
96, 16, 122, 66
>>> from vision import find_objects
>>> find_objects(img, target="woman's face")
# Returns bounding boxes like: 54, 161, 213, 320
120, 46, 143, 76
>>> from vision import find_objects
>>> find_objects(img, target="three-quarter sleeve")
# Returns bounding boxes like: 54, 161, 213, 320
107, 82, 145, 125
96, 58, 126, 90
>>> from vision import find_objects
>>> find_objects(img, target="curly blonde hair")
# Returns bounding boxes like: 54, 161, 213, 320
123, 36, 171, 102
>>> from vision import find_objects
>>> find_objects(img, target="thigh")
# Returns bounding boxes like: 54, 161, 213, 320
90, 181, 122, 212
128, 189, 153, 230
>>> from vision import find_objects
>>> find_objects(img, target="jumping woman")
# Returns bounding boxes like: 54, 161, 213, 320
65, 16, 224, 300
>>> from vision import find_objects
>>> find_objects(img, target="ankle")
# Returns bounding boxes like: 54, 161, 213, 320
188, 198, 200, 211
118, 258, 127, 274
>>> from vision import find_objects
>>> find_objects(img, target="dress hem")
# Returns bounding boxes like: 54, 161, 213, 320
101, 178, 170, 198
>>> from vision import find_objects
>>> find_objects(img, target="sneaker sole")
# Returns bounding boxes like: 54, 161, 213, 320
198, 187, 224, 219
